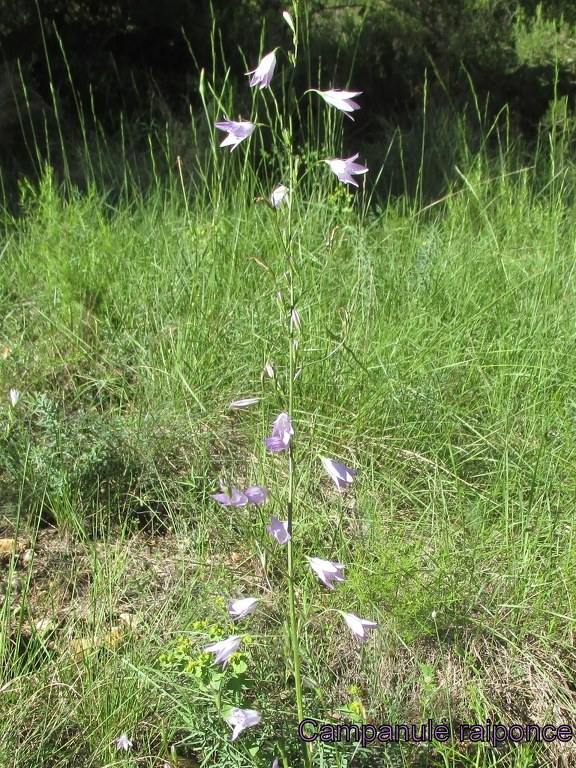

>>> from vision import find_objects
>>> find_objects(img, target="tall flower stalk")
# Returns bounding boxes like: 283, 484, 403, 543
205, 1, 376, 764
285, 165, 307, 760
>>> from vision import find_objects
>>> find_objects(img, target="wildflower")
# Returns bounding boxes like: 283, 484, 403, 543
215, 119, 256, 151
266, 515, 291, 544
228, 597, 259, 620
9, 388, 20, 406
272, 759, 280, 768
324, 154, 368, 187
244, 486, 268, 505
115, 734, 133, 752
341, 612, 378, 642
204, 635, 242, 667
212, 481, 267, 507
308, 557, 345, 589
226, 707, 261, 741
321, 457, 357, 490
230, 397, 259, 409
310, 89, 362, 120
211, 483, 248, 507
282, 10, 295, 34
246, 50, 277, 89
264, 412, 294, 452
270, 184, 289, 209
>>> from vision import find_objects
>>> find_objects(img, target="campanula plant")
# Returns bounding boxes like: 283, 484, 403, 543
198, 2, 377, 765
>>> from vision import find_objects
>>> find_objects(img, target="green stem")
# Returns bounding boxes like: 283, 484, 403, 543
285, 143, 311, 768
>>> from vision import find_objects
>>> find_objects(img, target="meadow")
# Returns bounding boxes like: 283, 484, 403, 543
1, 20, 576, 766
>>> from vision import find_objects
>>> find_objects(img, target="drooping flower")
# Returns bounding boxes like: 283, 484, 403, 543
244, 486, 268, 505
230, 397, 260, 409
308, 557, 346, 589
211, 483, 249, 507
204, 635, 242, 667
9, 388, 20, 406
226, 707, 261, 741
215, 119, 256, 151
212, 482, 267, 507
271, 758, 280, 768
341, 611, 378, 642
246, 50, 277, 89
270, 184, 289, 209
115, 734, 133, 752
321, 457, 357, 490
264, 412, 294, 452
228, 597, 259, 620
309, 88, 362, 119
266, 515, 291, 544
324, 154, 368, 187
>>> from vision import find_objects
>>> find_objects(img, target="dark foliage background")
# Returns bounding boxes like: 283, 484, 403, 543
1, 0, 576, 194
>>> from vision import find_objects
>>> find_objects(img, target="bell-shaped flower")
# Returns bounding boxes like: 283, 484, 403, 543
308, 556, 345, 589
226, 707, 261, 741
246, 50, 277, 89
204, 635, 242, 667
9, 388, 20, 406
341, 611, 378, 642
324, 154, 368, 187
212, 482, 267, 507
215, 119, 256, 151
266, 515, 290, 544
115, 734, 133, 752
228, 597, 259, 620
244, 486, 268, 505
270, 184, 289, 209
211, 483, 248, 507
310, 88, 362, 119
271, 759, 280, 768
321, 457, 357, 490
264, 412, 294, 452
230, 397, 259, 409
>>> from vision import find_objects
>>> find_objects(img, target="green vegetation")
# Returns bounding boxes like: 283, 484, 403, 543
1, 3, 576, 767
1, 105, 576, 764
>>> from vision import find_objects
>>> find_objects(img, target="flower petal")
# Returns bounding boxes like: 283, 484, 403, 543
230, 397, 260, 409
246, 51, 277, 89
115, 734, 133, 752
204, 635, 242, 667
244, 486, 268, 505
270, 184, 289, 209
228, 597, 259, 619
321, 457, 357, 489
308, 556, 346, 589
215, 119, 256, 151
342, 611, 378, 642
266, 515, 291, 544
211, 485, 249, 507
225, 707, 261, 741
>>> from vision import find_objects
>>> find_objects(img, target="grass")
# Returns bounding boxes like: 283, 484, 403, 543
1, 74, 576, 767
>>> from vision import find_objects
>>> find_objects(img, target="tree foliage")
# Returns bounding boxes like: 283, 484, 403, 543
0, 0, 575, 179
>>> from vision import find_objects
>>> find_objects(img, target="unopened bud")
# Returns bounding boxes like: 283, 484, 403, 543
282, 10, 295, 34
290, 307, 301, 333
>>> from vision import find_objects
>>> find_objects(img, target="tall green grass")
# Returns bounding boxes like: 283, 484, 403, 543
1, 33, 576, 767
